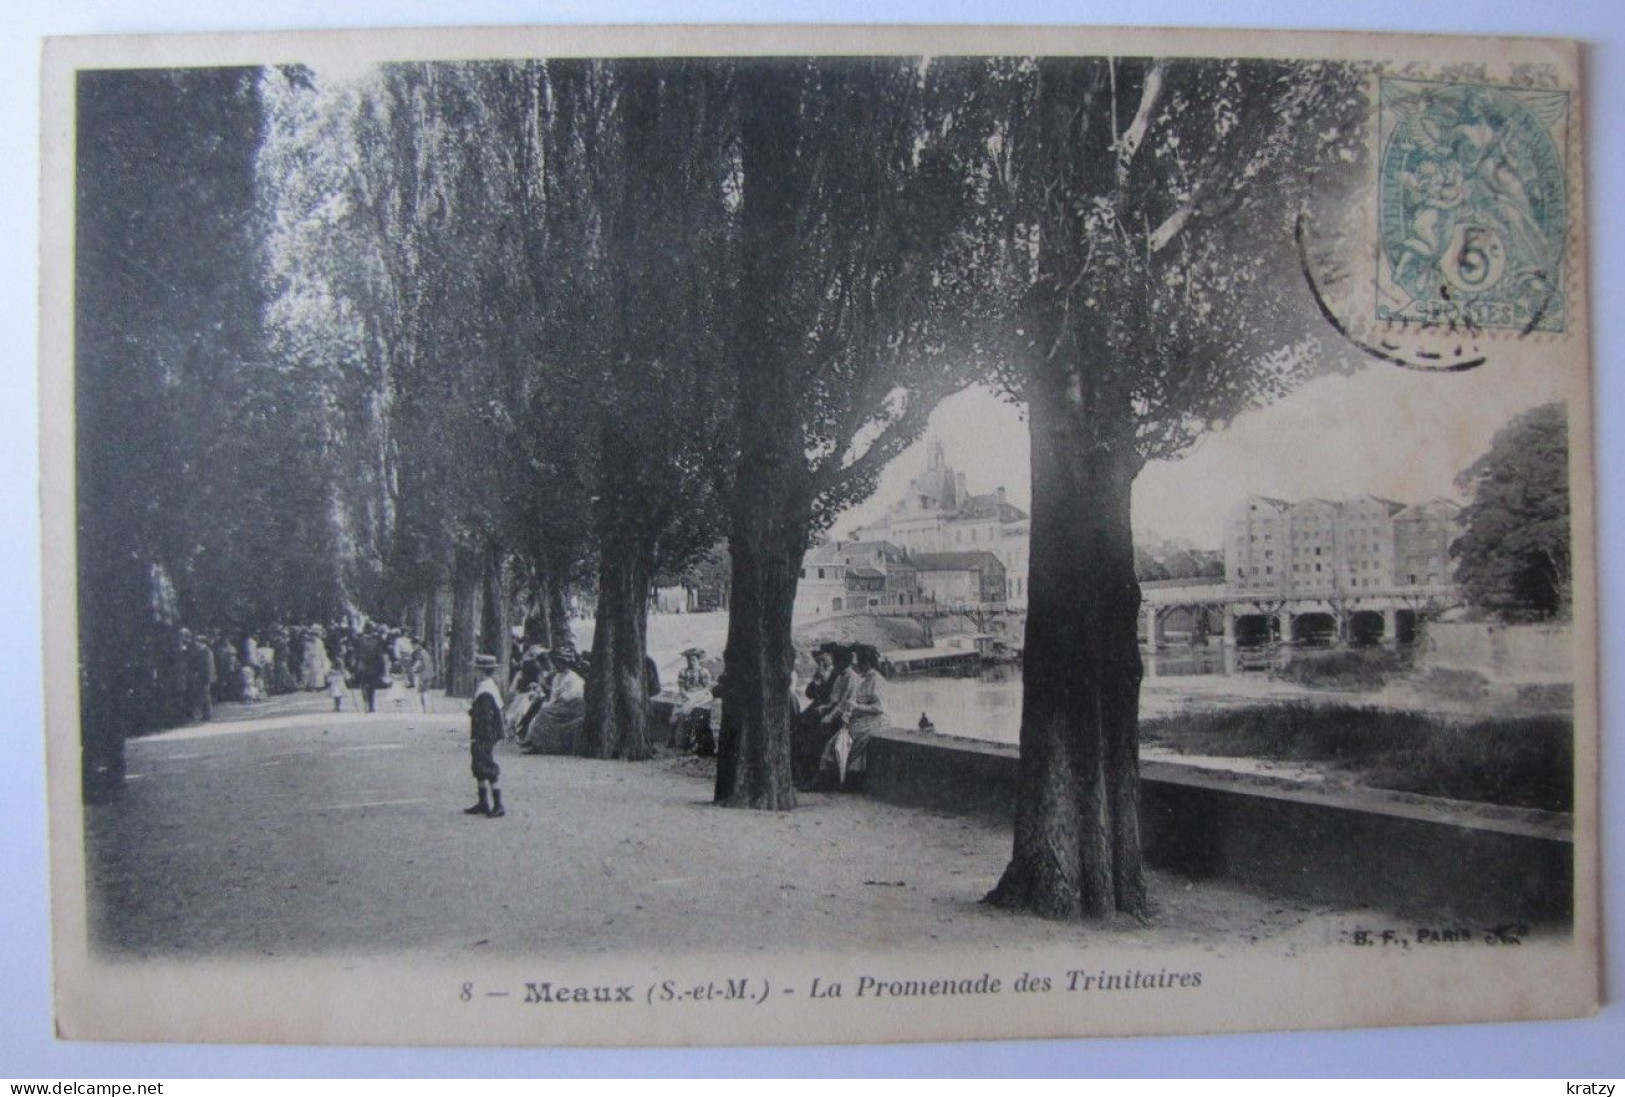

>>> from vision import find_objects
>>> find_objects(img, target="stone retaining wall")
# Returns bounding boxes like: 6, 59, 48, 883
864, 729, 1573, 925
1422, 621, 1574, 684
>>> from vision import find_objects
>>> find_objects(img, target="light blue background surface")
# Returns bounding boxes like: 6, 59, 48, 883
3, 0, 1619, 1077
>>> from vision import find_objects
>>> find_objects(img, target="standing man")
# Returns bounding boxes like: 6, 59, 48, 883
355, 624, 385, 713
465, 653, 506, 818
185, 630, 216, 723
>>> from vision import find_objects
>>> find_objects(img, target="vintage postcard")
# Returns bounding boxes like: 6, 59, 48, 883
39, 24, 1598, 1046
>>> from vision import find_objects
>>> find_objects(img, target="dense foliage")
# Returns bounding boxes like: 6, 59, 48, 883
1451, 401, 1571, 619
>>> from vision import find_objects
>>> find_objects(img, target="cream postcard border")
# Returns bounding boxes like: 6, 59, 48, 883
39, 23, 1600, 1047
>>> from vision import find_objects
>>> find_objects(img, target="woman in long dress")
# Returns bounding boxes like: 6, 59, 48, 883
819, 643, 886, 789
521, 653, 586, 754
668, 648, 715, 750
301, 627, 330, 690
794, 644, 842, 789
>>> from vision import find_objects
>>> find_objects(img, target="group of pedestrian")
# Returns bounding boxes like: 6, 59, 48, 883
339, 622, 435, 714
137, 618, 439, 730
793, 642, 889, 790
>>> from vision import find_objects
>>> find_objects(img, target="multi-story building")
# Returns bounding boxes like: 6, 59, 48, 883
1224, 494, 1458, 594
1287, 497, 1340, 596
794, 539, 919, 618
909, 551, 1008, 605
1338, 495, 1404, 591
1393, 499, 1462, 586
849, 439, 1031, 604
1226, 495, 1290, 594
793, 545, 850, 619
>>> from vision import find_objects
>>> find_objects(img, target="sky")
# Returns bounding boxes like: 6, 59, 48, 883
833, 349, 1571, 548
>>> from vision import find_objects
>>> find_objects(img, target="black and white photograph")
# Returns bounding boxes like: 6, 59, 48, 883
36, 22, 1599, 1049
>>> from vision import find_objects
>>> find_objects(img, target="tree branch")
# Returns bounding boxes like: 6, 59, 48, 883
1148, 203, 1192, 254
814, 397, 928, 499
1115, 60, 1166, 172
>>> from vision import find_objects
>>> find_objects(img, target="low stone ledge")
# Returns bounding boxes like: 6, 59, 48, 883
864, 728, 1573, 925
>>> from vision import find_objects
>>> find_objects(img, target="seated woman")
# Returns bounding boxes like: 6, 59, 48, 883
818, 643, 886, 790
793, 643, 843, 789
504, 645, 548, 740
519, 651, 586, 754
668, 647, 715, 751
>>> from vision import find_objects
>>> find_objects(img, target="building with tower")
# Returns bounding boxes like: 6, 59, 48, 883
848, 439, 1031, 604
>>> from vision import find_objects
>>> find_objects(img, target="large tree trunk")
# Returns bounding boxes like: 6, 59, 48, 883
446, 543, 480, 698
579, 528, 654, 760
714, 491, 805, 809
422, 586, 444, 689
713, 62, 806, 811
479, 542, 510, 689
78, 562, 150, 803
987, 379, 1147, 919
544, 566, 573, 652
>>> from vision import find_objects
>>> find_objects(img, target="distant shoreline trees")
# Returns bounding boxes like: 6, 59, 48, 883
1451, 402, 1571, 621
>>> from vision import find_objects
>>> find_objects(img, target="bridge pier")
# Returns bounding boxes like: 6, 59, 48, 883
1139, 579, 1461, 653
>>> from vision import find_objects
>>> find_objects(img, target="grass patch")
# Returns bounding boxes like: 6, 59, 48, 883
1139, 703, 1571, 813
1270, 646, 1411, 691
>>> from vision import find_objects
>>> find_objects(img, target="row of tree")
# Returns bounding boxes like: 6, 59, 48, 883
78, 55, 1371, 919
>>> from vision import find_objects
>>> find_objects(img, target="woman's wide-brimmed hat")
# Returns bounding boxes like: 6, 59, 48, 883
682, 647, 705, 659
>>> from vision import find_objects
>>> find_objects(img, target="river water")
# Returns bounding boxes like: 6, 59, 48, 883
886, 647, 1296, 746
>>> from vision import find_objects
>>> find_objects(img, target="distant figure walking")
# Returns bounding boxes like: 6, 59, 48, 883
184, 630, 216, 723
355, 624, 389, 713
301, 627, 330, 690
326, 664, 348, 711
410, 638, 433, 713
465, 654, 506, 818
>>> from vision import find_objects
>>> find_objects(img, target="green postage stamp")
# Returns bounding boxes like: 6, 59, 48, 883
1378, 77, 1570, 334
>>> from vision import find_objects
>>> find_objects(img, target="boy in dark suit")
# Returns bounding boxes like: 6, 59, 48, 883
465, 653, 506, 818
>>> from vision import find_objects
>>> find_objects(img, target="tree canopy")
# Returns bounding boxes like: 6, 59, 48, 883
1451, 401, 1571, 620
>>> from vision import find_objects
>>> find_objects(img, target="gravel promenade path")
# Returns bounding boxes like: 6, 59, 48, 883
86, 693, 1362, 963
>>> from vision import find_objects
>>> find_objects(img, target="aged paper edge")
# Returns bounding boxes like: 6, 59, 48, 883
39, 22, 1601, 1047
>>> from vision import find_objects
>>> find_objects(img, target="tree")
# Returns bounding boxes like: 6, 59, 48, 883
983, 58, 1368, 918
261, 61, 585, 696
259, 65, 407, 626
350, 63, 533, 693
715, 58, 1001, 809
1451, 402, 1570, 619
498, 60, 735, 760
76, 67, 270, 798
